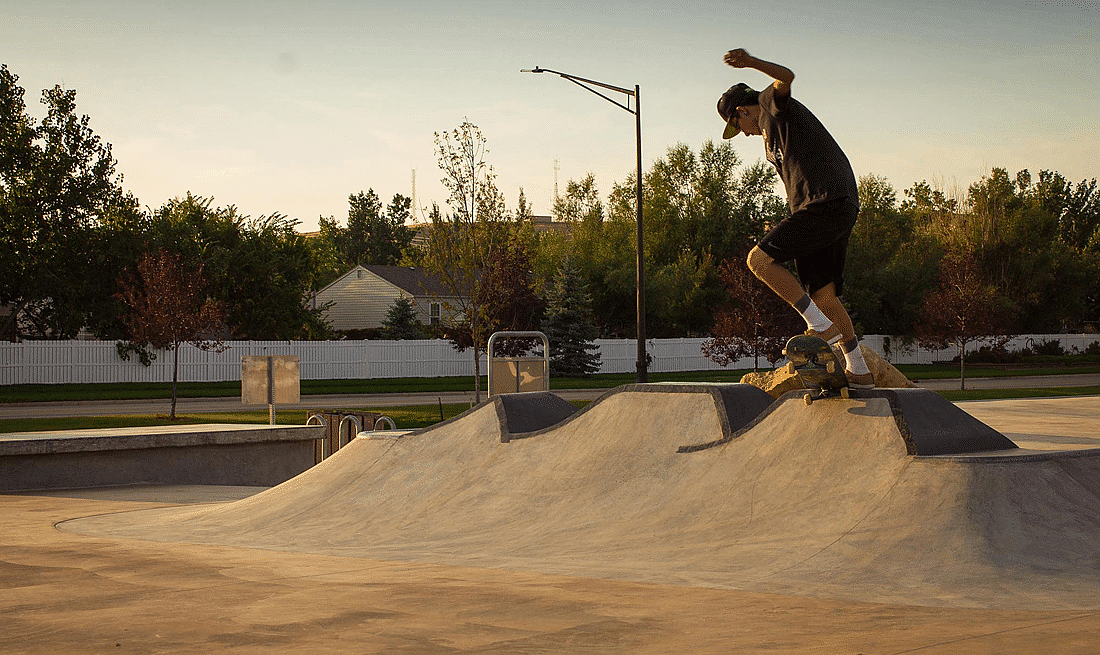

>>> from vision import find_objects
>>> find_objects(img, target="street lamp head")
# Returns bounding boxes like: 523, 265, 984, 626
520, 67, 545, 73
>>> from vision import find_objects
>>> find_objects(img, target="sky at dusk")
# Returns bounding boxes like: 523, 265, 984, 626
3, 0, 1098, 231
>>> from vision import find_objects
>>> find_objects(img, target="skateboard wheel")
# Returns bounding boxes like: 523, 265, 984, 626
826, 361, 836, 374
841, 387, 850, 400
804, 393, 813, 406
786, 361, 796, 375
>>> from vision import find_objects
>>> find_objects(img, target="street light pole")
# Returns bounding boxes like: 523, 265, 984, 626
522, 66, 648, 383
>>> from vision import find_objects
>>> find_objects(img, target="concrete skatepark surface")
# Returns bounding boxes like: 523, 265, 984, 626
6, 385, 1100, 653
59, 383, 1100, 613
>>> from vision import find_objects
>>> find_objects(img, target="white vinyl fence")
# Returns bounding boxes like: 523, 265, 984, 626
1, 334, 1097, 386
859, 334, 1100, 366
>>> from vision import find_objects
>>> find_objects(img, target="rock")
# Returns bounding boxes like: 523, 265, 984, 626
739, 344, 915, 398
860, 345, 916, 389
740, 365, 803, 398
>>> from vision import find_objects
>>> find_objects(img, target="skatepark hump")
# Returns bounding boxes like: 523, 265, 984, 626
63, 383, 1100, 610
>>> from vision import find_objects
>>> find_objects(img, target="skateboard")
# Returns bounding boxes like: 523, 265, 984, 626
783, 334, 850, 405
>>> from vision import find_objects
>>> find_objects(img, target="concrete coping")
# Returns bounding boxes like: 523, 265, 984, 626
0, 424, 325, 457
361, 429, 416, 439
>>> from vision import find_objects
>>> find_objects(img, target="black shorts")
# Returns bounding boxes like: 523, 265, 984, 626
756, 197, 859, 296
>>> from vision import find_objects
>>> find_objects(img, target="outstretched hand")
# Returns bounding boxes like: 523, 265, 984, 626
724, 48, 755, 68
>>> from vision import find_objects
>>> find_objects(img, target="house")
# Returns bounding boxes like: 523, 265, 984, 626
310, 265, 464, 332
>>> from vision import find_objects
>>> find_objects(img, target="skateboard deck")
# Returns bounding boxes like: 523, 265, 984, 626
783, 334, 850, 405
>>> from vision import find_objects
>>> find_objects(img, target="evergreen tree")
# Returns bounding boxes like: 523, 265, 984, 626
382, 296, 423, 340
543, 258, 601, 376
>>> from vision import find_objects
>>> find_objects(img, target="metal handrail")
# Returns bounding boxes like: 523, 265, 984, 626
306, 413, 329, 458
337, 415, 363, 450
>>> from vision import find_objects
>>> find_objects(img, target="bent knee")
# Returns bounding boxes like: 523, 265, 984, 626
810, 282, 839, 305
746, 246, 773, 278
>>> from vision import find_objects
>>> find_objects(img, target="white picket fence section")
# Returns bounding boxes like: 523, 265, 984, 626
860, 334, 1100, 366
0, 334, 1097, 386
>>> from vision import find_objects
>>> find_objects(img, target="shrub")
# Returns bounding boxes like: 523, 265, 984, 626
1032, 339, 1066, 356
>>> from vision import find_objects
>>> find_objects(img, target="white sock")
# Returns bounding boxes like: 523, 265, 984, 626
794, 295, 832, 333
843, 339, 870, 375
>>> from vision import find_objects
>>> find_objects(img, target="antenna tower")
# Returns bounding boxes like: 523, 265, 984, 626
553, 158, 560, 205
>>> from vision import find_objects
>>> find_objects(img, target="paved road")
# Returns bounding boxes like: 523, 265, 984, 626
2, 373, 1098, 420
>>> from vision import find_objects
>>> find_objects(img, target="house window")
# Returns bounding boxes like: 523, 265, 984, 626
429, 302, 442, 325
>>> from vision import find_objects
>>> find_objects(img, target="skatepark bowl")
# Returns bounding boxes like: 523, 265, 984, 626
56, 382, 1100, 612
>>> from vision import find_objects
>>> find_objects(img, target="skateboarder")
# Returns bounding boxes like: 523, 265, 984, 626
717, 48, 873, 388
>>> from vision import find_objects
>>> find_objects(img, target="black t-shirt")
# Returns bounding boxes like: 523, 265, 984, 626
757, 85, 859, 214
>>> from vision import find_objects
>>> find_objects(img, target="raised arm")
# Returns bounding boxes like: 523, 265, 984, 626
723, 48, 794, 97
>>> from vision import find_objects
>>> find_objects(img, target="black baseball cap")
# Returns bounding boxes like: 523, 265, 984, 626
717, 83, 758, 139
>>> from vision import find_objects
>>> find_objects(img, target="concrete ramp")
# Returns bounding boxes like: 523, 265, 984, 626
62, 384, 1100, 610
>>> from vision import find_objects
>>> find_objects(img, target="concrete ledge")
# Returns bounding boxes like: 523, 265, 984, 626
0, 424, 324, 491
678, 387, 1019, 456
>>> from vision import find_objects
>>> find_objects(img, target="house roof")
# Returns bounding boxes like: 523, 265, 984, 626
360, 265, 454, 297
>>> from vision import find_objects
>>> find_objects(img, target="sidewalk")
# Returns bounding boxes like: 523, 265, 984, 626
912, 372, 1100, 391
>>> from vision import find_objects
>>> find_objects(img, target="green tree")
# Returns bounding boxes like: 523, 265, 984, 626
529, 142, 783, 338
1024, 171, 1100, 330
419, 121, 512, 402
308, 215, 347, 290
341, 190, 414, 267
646, 249, 722, 337
601, 141, 783, 337
1054, 176, 1099, 252
552, 173, 604, 223
515, 188, 534, 223
965, 168, 1089, 332
146, 193, 331, 340
543, 258, 601, 376
80, 199, 149, 340
227, 212, 332, 340
0, 65, 134, 339
565, 194, 638, 336
381, 296, 423, 339
343, 190, 382, 266
845, 174, 942, 336
631, 141, 781, 268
